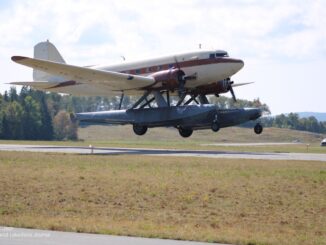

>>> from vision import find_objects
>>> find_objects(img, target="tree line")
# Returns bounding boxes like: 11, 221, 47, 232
260, 113, 326, 134
0, 87, 76, 140
0, 87, 324, 141
0, 87, 135, 140
208, 96, 326, 133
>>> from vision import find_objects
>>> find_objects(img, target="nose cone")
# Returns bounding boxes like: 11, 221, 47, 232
246, 108, 262, 120
234, 59, 244, 71
238, 59, 244, 70
228, 58, 244, 75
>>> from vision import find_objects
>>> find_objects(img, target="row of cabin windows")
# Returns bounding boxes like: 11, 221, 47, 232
122, 53, 228, 74
123, 64, 175, 75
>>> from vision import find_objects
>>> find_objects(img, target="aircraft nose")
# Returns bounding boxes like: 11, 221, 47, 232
234, 59, 244, 71
228, 58, 244, 74
248, 108, 262, 120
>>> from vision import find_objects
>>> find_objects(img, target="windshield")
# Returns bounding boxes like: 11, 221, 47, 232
216, 51, 228, 57
209, 51, 229, 58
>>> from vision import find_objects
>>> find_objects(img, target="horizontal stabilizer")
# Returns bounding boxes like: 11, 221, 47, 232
10, 81, 63, 90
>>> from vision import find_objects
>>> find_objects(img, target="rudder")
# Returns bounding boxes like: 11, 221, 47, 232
33, 40, 65, 81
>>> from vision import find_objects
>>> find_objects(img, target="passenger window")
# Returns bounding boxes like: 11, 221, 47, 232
209, 53, 215, 59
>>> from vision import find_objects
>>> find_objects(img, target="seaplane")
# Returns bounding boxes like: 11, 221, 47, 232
10, 41, 263, 137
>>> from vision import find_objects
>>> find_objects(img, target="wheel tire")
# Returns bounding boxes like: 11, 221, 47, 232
133, 125, 148, 136
254, 123, 263, 135
178, 128, 193, 138
211, 122, 220, 132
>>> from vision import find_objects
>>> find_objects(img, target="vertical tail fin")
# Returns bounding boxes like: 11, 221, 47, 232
33, 40, 66, 81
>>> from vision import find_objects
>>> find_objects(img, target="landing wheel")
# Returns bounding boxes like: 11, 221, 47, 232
211, 122, 220, 132
254, 123, 263, 135
133, 125, 148, 136
178, 127, 193, 138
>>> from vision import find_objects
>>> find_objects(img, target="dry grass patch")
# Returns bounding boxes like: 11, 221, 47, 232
79, 125, 324, 144
1, 126, 326, 154
0, 151, 325, 245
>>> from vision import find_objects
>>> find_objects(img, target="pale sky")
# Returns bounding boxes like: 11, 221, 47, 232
0, 0, 325, 114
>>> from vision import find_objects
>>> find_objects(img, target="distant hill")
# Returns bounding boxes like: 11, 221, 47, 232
297, 112, 326, 122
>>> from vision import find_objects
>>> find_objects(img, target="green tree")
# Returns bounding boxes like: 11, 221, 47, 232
47, 93, 62, 117
5, 101, 24, 139
273, 114, 287, 128
39, 95, 53, 140
1, 115, 10, 139
3, 91, 9, 102
21, 96, 42, 140
305, 116, 320, 132
9, 87, 18, 102
19, 86, 30, 103
287, 113, 300, 129
53, 110, 78, 140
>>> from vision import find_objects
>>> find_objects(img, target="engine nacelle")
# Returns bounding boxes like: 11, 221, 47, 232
150, 68, 185, 90
193, 80, 230, 95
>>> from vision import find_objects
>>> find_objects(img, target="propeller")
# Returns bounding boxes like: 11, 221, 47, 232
231, 82, 254, 87
229, 82, 237, 102
174, 56, 186, 97
226, 78, 254, 102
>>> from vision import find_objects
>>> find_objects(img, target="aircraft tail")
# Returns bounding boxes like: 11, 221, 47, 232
33, 40, 65, 82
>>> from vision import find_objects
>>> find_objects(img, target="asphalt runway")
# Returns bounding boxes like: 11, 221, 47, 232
0, 227, 225, 245
202, 142, 303, 146
0, 144, 326, 161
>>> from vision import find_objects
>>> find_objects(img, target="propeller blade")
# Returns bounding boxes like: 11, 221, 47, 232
231, 82, 254, 87
229, 86, 237, 102
174, 56, 181, 70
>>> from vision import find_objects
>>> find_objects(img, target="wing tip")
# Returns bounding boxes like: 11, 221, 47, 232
11, 56, 27, 62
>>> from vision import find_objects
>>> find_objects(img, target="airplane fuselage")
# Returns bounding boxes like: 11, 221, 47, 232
11, 42, 244, 97
93, 49, 244, 90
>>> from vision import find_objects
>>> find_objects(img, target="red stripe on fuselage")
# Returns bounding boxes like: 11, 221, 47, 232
121, 58, 243, 75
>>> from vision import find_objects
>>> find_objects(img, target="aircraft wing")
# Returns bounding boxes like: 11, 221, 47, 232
11, 56, 155, 95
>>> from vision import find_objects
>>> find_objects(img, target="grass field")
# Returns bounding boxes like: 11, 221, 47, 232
1, 126, 326, 154
78, 125, 325, 144
0, 151, 325, 245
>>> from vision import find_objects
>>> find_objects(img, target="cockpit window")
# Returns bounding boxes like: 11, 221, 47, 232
209, 51, 229, 59
216, 51, 228, 57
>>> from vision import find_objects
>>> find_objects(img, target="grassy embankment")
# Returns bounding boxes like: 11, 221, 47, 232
0, 151, 325, 245
1, 126, 325, 153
